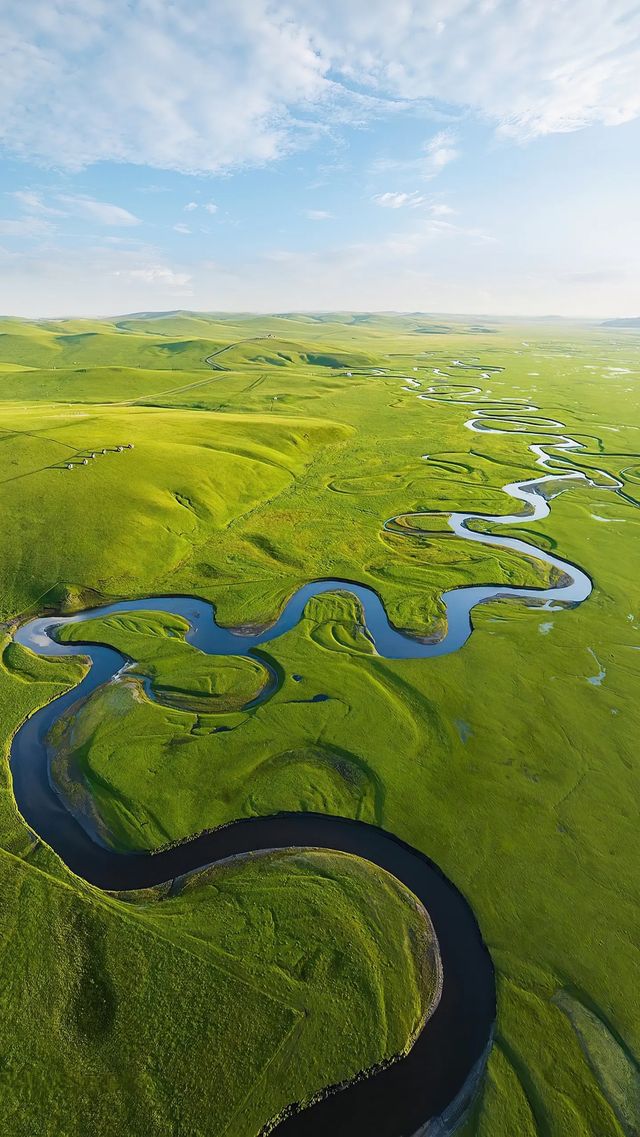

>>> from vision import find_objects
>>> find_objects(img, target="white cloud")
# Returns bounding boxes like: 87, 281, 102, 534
9, 190, 66, 216
304, 209, 333, 220
115, 265, 192, 289
183, 200, 219, 215
423, 130, 459, 173
418, 219, 495, 246
371, 130, 460, 182
267, 215, 494, 271
360, 217, 495, 259
373, 191, 426, 209
0, 208, 635, 318
1, 1, 638, 174
57, 194, 140, 226
7, 188, 140, 230
0, 216, 53, 238
0, 240, 195, 315
0, 1, 329, 173
372, 192, 458, 214
173, 222, 191, 234
300, 1, 640, 139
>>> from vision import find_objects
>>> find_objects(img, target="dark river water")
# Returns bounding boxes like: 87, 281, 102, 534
10, 465, 598, 1134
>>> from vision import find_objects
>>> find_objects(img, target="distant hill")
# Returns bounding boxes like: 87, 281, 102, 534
602, 317, 640, 328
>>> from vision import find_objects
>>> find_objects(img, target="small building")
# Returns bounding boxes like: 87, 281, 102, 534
82, 458, 88, 465
67, 463, 74, 470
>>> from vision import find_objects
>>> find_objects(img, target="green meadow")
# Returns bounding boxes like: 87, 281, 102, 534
1, 311, 639, 1135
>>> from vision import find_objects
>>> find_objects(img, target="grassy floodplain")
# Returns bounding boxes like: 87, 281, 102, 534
1, 311, 639, 1136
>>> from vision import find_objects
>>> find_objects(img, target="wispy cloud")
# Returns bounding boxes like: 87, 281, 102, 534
372, 130, 460, 182
372, 192, 458, 218
267, 214, 495, 271
304, 209, 334, 220
0, 216, 53, 238
418, 218, 495, 246
6, 188, 140, 230
373, 191, 426, 209
423, 130, 459, 174
8, 190, 66, 217
185, 201, 218, 215
354, 216, 496, 261
173, 222, 191, 234
429, 202, 455, 217
114, 264, 192, 289
57, 195, 140, 226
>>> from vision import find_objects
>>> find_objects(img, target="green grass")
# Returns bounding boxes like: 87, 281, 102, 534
0, 630, 438, 1136
0, 840, 437, 1137
0, 402, 352, 619
1, 312, 639, 1135
59, 609, 271, 712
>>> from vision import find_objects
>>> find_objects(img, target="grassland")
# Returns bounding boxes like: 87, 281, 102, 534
1, 311, 639, 1135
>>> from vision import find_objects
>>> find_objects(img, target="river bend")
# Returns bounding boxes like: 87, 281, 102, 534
10, 368, 617, 1135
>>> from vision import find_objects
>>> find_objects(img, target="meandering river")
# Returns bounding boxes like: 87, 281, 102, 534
10, 366, 619, 1136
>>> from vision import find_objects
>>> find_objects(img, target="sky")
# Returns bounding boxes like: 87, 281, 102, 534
1, 0, 639, 319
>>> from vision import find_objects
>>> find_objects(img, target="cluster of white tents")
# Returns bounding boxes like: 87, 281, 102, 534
66, 443, 134, 470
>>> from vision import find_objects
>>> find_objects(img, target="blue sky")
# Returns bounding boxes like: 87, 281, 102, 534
1, 0, 639, 317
